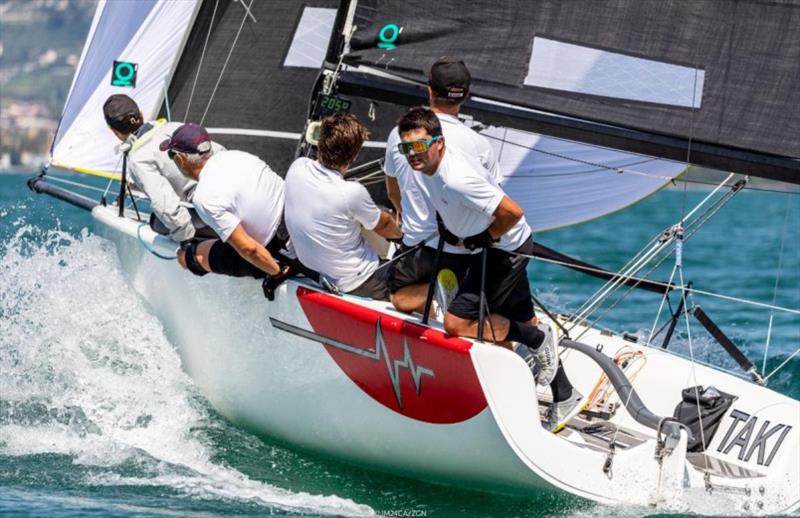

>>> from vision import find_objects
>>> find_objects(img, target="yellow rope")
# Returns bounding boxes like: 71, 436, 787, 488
49, 162, 121, 182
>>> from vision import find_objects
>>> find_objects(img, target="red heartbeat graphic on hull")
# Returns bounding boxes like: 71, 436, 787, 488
297, 287, 488, 424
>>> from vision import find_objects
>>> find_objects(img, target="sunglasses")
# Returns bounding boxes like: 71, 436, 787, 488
397, 136, 441, 155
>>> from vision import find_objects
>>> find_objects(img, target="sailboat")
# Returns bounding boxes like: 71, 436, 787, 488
29, 0, 799, 514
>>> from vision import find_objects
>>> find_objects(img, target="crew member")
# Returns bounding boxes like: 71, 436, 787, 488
398, 107, 582, 431
385, 58, 500, 314
163, 123, 290, 281
102, 94, 221, 243
285, 113, 402, 300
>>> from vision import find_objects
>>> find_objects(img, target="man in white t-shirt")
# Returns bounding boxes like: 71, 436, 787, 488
385, 58, 500, 314
397, 107, 581, 431
162, 123, 291, 283
285, 113, 401, 300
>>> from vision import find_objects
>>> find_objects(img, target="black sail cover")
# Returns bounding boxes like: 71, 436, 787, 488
162, 0, 400, 174
337, 0, 800, 184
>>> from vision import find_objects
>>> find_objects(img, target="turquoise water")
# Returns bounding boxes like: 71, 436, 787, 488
1, 172, 798, 517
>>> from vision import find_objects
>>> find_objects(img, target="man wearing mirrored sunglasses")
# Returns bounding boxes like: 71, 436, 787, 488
164, 123, 293, 282
397, 107, 582, 431
384, 58, 501, 316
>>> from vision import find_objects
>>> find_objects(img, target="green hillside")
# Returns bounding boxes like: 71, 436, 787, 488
0, 0, 95, 115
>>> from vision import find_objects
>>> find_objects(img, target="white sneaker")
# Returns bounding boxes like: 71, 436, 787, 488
513, 343, 541, 381
545, 388, 585, 432
531, 322, 558, 387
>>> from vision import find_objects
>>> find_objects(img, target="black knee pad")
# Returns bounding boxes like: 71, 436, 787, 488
183, 241, 208, 276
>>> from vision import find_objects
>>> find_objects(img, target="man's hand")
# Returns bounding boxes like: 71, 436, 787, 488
462, 229, 498, 250
228, 224, 281, 275
372, 211, 403, 240
436, 212, 460, 246
262, 264, 292, 301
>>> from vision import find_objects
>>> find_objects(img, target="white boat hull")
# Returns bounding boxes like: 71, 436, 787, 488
94, 206, 800, 514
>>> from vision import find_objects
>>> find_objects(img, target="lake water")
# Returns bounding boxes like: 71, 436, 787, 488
1, 172, 797, 516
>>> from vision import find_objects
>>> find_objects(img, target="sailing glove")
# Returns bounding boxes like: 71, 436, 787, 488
462, 230, 498, 250
435, 212, 460, 246
262, 264, 292, 301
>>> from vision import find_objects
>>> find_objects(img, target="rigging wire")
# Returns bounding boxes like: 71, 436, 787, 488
480, 132, 679, 182
556, 176, 746, 339
525, 255, 799, 315
200, 0, 254, 125
681, 49, 702, 221
647, 260, 681, 344
763, 347, 800, 384
762, 194, 792, 374
185, 0, 219, 122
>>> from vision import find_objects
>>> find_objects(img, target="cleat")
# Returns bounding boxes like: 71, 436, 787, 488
530, 322, 558, 387
545, 388, 585, 432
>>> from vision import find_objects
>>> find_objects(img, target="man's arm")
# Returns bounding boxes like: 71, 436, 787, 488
130, 159, 195, 242
227, 224, 281, 275
372, 211, 403, 240
385, 176, 402, 225
487, 196, 523, 240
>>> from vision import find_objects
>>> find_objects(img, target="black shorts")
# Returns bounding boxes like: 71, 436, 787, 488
388, 244, 475, 294
348, 264, 390, 300
207, 239, 267, 278
447, 239, 535, 323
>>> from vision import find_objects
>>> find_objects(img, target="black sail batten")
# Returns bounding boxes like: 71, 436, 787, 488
532, 243, 673, 294
330, 0, 800, 184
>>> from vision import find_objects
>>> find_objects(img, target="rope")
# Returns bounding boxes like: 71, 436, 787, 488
136, 223, 177, 260
200, 0, 254, 125
185, 0, 219, 121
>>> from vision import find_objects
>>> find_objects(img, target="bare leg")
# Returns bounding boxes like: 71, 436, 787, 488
443, 312, 513, 350
390, 283, 429, 314
194, 239, 216, 272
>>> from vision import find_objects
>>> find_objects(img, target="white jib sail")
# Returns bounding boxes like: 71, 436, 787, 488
50, 0, 201, 177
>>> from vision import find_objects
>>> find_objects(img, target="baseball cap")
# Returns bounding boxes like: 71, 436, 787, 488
103, 94, 142, 132
427, 57, 470, 99
159, 123, 212, 154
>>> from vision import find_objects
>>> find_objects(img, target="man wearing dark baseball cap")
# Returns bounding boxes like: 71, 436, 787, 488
385, 57, 503, 316
164, 123, 295, 287
102, 94, 217, 243
427, 57, 470, 101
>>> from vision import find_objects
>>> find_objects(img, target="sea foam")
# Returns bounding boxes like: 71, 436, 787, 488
0, 224, 374, 516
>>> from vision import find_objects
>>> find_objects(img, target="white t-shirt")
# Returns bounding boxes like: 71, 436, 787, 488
193, 150, 284, 246
421, 146, 531, 252
285, 158, 382, 292
384, 112, 501, 254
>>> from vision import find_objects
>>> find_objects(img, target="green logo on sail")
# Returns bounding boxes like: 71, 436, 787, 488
111, 61, 138, 87
378, 23, 400, 49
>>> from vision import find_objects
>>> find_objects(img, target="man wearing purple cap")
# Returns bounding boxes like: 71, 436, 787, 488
162, 123, 291, 282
